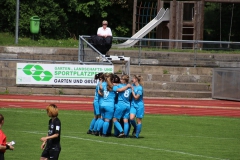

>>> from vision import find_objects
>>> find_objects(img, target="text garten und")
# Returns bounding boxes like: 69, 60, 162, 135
54, 79, 98, 84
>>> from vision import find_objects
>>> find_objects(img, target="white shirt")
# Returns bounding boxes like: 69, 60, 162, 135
97, 27, 112, 37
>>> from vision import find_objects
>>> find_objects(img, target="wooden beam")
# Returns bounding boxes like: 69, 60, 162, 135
132, 0, 137, 35
176, 1, 183, 48
169, 0, 176, 49
156, 0, 164, 39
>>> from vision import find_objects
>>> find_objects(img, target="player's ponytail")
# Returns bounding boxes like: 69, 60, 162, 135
121, 74, 129, 83
104, 73, 113, 91
134, 75, 144, 86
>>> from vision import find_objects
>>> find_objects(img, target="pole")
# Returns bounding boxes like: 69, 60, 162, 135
132, 0, 137, 35
15, 0, 19, 44
194, 41, 197, 68
138, 39, 142, 66
228, 3, 234, 48
220, 3, 222, 48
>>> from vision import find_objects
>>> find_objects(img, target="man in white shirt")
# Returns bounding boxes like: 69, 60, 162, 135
97, 20, 112, 38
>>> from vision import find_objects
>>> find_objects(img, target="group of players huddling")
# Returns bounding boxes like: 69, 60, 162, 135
87, 72, 144, 138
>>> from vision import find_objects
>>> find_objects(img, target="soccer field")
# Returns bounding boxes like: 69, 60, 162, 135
1, 108, 240, 160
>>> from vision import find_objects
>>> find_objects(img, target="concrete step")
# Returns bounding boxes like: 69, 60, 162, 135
144, 81, 211, 91
0, 78, 211, 91
2, 46, 240, 67
133, 73, 212, 83
144, 89, 212, 98
109, 49, 240, 61
17, 53, 78, 61
0, 86, 211, 98
109, 50, 240, 67
0, 78, 16, 86
0, 61, 213, 76
0, 61, 16, 68
129, 65, 213, 75
130, 58, 219, 67
0, 68, 16, 78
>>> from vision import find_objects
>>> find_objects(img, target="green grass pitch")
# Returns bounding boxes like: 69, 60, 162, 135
1, 108, 239, 160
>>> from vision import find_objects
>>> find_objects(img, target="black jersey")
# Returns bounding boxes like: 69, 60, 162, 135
47, 117, 61, 148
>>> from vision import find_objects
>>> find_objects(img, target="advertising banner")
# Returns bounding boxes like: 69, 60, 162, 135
16, 63, 113, 86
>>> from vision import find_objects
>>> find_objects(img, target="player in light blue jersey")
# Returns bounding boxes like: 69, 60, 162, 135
130, 75, 144, 138
112, 74, 132, 138
99, 73, 117, 137
87, 73, 103, 134
108, 74, 120, 136
93, 74, 105, 136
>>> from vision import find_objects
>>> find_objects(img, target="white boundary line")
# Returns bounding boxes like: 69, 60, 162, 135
0, 108, 89, 116
22, 131, 228, 160
1, 108, 240, 120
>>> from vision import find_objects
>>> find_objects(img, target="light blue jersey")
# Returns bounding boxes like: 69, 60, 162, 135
130, 84, 144, 119
131, 84, 144, 108
94, 82, 100, 102
98, 82, 106, 107
113, 83, 131, 119
100, 83, 116, 119
93, 82, 100, 115
115, 84, 132, 106
102, 85, 117, 105
130, 84, 144, 138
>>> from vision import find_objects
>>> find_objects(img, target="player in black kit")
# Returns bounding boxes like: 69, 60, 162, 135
40, 104, 61, 160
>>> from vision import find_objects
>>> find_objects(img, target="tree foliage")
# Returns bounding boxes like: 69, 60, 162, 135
204, 2, 240, 41
0, 0, 133, 39
1, 1, 240, 41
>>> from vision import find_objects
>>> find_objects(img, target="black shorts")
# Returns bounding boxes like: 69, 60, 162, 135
41, 147, 61, 160
0, 152, 4, 160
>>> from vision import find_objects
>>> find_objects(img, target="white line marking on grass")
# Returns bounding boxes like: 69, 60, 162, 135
146, 114, 240, 121
63, 136, 229, 160
0, 109, 90, 116
22, 131, 228, 160
174, 135, 238, 140
0, 109, 43, 114
22, 131, 46, 134
145, 133, 238, 140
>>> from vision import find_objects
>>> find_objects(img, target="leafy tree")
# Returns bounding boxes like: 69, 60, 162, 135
20, 0, 68, 39
204, 2, 240, 42
0, 0, 133, 39
0, 0, 16, 33
0, 0, 68, 39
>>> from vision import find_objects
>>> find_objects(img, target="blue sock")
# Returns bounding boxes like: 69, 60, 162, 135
103, 121, 109, 135
93, 118, 100, 131
107, 120, 113, 134
89, 118, 96, 130
130, 119, 137, 129
124, 122, 129, 136
114, 121, 123, 133
135, 123, 142, 138
127, 122, 131, 137
114, 125, 119, 137
97, 119, 104, 132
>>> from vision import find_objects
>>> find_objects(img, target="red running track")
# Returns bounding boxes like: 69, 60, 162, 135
0, 95, 240, 117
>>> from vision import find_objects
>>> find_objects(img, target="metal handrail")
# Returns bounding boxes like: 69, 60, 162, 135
79, 35, 113, 65
112, 37, 240, 45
